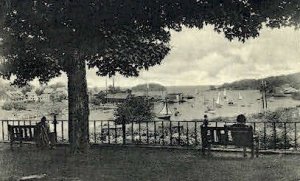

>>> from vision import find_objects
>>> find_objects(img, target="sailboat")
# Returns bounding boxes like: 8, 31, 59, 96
238, 92, 243, 100
157, 98, 172, 120
215, 92, 222, 108
223, 89, 227, 99
205, 98, 216, 114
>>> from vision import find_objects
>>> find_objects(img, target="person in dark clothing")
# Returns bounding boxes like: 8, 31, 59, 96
35, 117, 56, 149
230, 114, 249, 157
203, 114, 209, 127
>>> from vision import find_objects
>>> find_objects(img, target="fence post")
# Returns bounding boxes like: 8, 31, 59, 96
146, 121, 149, 145
295, 122, 297, 150
131, 121, 134, 143
284, 122, 287, 149
273, 122, 276, 150
154, 121, 157, 144
178, 121, 181, 145
2, 121, 4, 141
162, 121, 165, 145
263, 122, 266, 150
169, 121, 172, 146
122, 117, 126, 145
52, 115, 58, 142
194, 121, 197, 145
186, 122, 189, 146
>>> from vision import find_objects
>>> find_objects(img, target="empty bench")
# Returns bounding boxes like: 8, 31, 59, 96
8, 125, 36, 148
201, 125, 259, 158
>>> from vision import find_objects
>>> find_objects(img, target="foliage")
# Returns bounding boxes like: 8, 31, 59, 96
35, 87, 44, 96
90, 96, 103, 106
1, 1, 300, 85
50, 91, 67, 102
132, 83, 166, 92
114, 96, 154, 124
2, 101, 26, 111
292, 92, 300, 100
2, 101, 13, 110
49, 82, 66, 90
13, 102, 26, 110
108, 85, 122, 94
20, 85, 34, 95
219, 72, 300, 91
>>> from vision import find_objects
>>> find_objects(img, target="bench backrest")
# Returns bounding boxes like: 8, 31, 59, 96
201, 125, 254, 147
8, 125, 36, 141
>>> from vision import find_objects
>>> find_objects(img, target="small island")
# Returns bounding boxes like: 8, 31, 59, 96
132, 83, 166, 92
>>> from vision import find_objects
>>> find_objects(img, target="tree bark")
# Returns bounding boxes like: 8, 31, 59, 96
67, 53, 89, 153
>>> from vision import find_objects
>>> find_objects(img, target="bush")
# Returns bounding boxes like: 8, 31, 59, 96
2, 102, 13, 111
13, 102, 26, 110
90, 97, 102, 106
292, 92, 300, 100
2, 101, 27, 111
114, 96, 154, 124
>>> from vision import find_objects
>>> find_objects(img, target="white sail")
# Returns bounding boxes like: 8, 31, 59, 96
216, 92, 221, 104
159, 102, 172, 115
239, 92, 243, 100
223, 89, 227, 97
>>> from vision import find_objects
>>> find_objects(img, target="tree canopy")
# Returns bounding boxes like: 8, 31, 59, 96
1, 0, 299, 85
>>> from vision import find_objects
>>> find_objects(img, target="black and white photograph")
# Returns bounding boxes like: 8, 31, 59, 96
0, 1, 300, 180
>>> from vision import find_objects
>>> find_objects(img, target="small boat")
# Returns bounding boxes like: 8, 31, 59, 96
185, 95, 195, 99
205, 107, 216, 114
228, 101, 234, 105
157, 99, 172, 120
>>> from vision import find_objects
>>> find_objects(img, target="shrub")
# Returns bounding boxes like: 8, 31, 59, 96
13, 102, 26, 110
2, 102, 13, 111
114, 96, 154, 124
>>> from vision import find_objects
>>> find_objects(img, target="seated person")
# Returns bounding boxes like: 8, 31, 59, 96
35, 116, 56, 149
230, 114, 250, 157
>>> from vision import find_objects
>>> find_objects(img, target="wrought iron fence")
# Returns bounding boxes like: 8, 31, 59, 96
1, 119, 300, 151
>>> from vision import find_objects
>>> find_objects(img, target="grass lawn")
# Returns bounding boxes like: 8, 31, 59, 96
0, 144, 300, 181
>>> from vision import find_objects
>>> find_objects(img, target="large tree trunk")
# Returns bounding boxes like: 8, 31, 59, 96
67, 53, 89, 153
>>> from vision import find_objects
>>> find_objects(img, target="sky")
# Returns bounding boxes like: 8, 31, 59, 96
5, 25, 300, 88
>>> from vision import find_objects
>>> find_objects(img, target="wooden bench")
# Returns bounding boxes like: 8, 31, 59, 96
201, 125, 259, 158
8, 125, 37, 149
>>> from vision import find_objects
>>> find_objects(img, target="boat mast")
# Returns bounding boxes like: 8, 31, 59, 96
165, 97, 168, 115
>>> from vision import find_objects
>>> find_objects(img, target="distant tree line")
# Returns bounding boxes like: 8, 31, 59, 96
217, 73, 300, 92
132, 83, 166, 92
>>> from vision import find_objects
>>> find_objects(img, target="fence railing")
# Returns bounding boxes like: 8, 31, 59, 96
1, 119, 300, 151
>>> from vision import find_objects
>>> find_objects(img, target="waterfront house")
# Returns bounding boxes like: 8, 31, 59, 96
166, 93, 183, 103
38, 88, 54, 102
105, 93, 131, 104
25, 91, 38, 102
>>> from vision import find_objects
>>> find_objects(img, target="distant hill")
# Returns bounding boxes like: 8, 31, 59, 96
218, 72, 300, 91
132, 83, 166, 92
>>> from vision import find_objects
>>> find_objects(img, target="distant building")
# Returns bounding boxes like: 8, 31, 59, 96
25, 92, 38, 102
6, 91, 24, 102
166, 93, 183, 103
105, 93, 131, 104
38, 88, 54, 102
